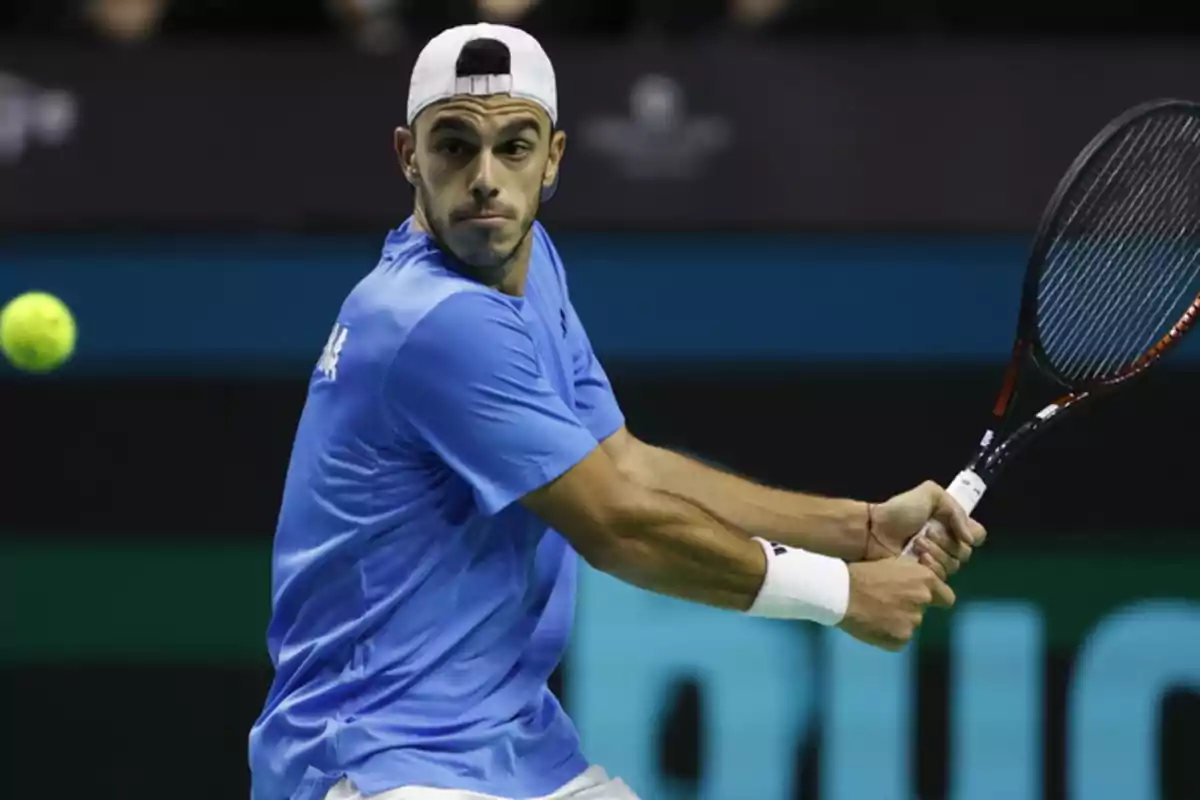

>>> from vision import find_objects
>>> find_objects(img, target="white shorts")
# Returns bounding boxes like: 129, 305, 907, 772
323, 765, 640, 800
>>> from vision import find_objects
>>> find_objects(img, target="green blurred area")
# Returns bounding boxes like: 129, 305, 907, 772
2, 540, 269, 664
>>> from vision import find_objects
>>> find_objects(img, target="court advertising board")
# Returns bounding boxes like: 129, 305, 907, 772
5, 39, 1200, 229
5, 540, 1198, 799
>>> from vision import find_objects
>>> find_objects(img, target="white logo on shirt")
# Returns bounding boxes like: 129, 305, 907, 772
318, 323, 349, 380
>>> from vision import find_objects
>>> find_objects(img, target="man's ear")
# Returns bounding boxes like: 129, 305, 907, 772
395, 127, 419, 187
542, 129, 566, 200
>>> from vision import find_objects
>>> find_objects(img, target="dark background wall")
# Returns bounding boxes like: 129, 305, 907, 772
4, 4, 1200, 798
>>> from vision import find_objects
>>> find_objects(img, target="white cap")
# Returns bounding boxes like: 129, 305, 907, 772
406, 23, 558, 127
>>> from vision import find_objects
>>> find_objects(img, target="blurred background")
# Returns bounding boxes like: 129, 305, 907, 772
4, 2, 1200, 799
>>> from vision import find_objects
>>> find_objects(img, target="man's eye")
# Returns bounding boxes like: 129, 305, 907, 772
435, 139, 469, 156
501, 141, 534, 156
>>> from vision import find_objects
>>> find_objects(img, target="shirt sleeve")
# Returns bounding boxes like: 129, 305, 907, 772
385, 290, 601, 516
566, 299, 626, 443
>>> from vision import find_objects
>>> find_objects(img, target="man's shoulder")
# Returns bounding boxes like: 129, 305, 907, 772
340, 239, 496, 352
333, 223, 534, 371
348, 262, 467, 328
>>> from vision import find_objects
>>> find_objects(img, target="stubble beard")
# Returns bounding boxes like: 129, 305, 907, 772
417, 181, 540, 286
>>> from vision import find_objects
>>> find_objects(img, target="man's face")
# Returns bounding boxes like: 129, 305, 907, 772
404, 95, 564, 272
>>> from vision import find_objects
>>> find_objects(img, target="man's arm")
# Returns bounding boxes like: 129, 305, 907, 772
561, 293, 978, 567
521, 444, 953, 647
523, 446, 769, 610
558, 298, 863, 561
601, 427, 870, 561
390, 290, 950, 646
390, 291, 853, 621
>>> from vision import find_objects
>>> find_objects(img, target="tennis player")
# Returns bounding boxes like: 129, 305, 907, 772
248, 22, 985, 800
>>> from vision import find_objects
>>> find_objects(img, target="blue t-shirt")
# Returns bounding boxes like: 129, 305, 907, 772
249, 219, 625, 800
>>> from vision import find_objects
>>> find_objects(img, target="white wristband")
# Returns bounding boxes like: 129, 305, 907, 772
746, 538, 850, 626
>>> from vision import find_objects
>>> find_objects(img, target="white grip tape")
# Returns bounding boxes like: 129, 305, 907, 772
746, 538, 850, 626
900, 469, 988, 558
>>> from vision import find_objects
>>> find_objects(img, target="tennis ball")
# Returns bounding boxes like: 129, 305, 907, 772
0, 291, 77, 373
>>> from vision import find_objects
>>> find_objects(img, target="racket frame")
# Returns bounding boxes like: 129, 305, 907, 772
902, 98, 1200, 557
976, 98, 1200, 484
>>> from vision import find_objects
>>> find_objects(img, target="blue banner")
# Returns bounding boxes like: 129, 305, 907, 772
572, 566, 1200, 800
6, 232, 1200, 373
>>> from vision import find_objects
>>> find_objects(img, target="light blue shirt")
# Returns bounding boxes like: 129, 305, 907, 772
249, 219, 625, 800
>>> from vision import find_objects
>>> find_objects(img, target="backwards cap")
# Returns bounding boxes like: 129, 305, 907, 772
406, 23, 558, 127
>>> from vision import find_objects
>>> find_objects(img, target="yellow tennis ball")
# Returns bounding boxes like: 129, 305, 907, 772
0, 291, 77, 373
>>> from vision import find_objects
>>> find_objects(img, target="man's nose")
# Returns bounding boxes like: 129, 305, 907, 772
469, 154, 501, 204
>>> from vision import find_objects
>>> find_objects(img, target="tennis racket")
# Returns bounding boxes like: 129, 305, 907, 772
903, 98, 1200, 558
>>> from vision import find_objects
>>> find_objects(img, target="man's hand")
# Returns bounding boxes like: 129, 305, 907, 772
864, 481, 986, 579
838, 558, 955, 651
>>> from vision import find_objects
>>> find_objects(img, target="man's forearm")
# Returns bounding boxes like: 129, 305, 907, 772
592, 487, 769, 612
628, 444, 870, 561
589, 484, 850, 626
523, 442, 852, 624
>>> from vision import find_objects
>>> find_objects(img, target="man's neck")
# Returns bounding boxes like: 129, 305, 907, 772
489, 235, 533, 297
411, 207, 532, 297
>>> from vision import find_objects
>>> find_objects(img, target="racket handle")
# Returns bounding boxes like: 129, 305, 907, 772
899, 469, 988, 559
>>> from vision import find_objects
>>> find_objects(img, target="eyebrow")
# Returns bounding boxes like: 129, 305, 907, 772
428, 115, 544, 138
500, 117, 544, 138
428, 117, 474, 136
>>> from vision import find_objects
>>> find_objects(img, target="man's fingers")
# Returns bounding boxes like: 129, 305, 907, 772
921, 524, 973, 565
926, 573, 957, 609
930, 490, 980, 546
917, 539, 960, 577
920, 551, 950, 581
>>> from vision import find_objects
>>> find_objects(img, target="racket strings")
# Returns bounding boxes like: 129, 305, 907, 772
1092, 182, 1200, 377
1034, 123, 1169, 352
1038, 118, 1184, 352
1083, 153, 1200, 379
1037, 117, 1173, 299
1051, 129, 1200, 377
1034, 110, 1200, 383
1037, 151, 1178, 371
1079, 134, 1200, 376
1051, 197, 1200, 381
